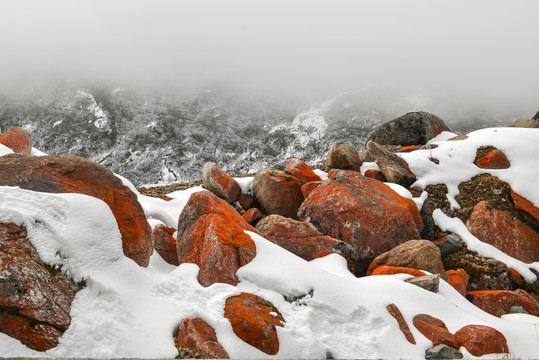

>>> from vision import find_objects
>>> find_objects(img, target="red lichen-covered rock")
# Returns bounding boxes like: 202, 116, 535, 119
202, 162, 241, 203
327, 168, 363, 179
298, 175, 423, 275
256, 214, 356, 272
0, 154, 152, 267
475, 150, 511, 169
367, 240, 448, 281
386, 304, 415, 344
301, 181, 323, 199
363, 169, 387, 182
467, 290, 538, 317
400, 145, 419, 152
446, 269, 469, 296
224, 293, 285, 355
176, 318, 229, 359
326, 144, 361, 172
176, 191, 258, 286
0, 126, 32, 155
0, 223, 81, 351
284, 158, 322, 184
367, 141, 416, 187
454, 325, 508, 356
238, 193, 256, 210
242, 208, 264, 226
511, 189, 539, 229
508, 268, 523, 287
370, 266, 427, 277
152, 225, 178, 266
413, 314, 458, 349
467, 201, 538, 263
252, 168, 304, 219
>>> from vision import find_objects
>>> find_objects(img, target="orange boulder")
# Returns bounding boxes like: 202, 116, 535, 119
284, 158, 322, 184
152, 225, 178, 265
252, 168, 304, 219
0, 126, 32, 155
224, 293, 284, 355
475, 150, 510, 169
0, 154, 152, 266
454, 325, 508, 356
413, 314, 458, 349
467, 290, 538, 317
446, 269, 469, 296
202, 162, 241, 203
176, 318, 229, 359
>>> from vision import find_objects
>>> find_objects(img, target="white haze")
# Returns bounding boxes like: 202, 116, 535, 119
0, 0, 538, 114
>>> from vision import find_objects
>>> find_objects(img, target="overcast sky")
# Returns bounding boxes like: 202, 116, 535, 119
0, 0, 538, 109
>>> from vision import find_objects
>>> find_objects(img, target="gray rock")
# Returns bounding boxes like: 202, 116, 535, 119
326, 144, 361, 172
367, 111, 451, 146
510, 305, 529, 314
425, 344, 463, 359
435, 234, 463, 259
366, 141, 416, 187
405, 274, 440, 293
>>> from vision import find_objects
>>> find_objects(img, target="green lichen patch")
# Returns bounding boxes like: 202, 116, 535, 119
176, 346, 200, 359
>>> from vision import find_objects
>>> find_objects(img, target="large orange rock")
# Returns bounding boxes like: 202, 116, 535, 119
176, 191, 258, 286
454, 325, 508, 356
467, 290, 538, 317
386, 304, 415, 344
326, 144, 361, 171
446, 269, 469, 296
370, 266, 426, 277
0, 223, 81, 351
284, 158, 322, 184
413, 314, 459, 349
467, 201, 538, 263
0, 126, 32, 155
176, 318, 229, 359
256, 214, 355, 272
0, 154, 152, 266
152, 225, 178, 265
475, 150, 510, 169
367, 240, 448, 281
224, 293, 284, 355
252, 168, 304, 219
298, 175, 422, 275
511, 189, 539, 229
202, 162, 241, 203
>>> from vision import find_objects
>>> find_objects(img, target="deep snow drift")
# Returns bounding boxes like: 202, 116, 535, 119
0, 127, 538, 358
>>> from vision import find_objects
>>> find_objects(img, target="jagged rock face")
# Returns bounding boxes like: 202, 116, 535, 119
0, 153, 153, 267
298, 175, 423, 275
367, 111, 451, 146
0, 223, 81, 351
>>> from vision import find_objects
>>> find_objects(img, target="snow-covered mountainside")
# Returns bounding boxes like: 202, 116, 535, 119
0, 85, 527, 186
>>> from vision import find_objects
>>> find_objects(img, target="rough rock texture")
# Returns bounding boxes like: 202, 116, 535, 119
511, 189, 539, 229
367, 240, 448, 281
301, 181, 323, 199
152, 225, 178, 266
327, 168, 364, 179
176, 318, 229, 359
0, 153, 152, 267
467, 201, 538, 263
366, 141, 416, 187
298, 175, 423, 275
454, 325, 509, 356
370, 266, 426, 277
367, 111, 450, 146
446, 269, 469, 296
0, 223, 81, 351
443, 250, 512, 291
224, 292, 284, 355
363, 169, 387, 182
284, 158, 322, 184
425, 344, 463, 359
238, 193, 256, 210
202, 162, 241, 203
0, 126, 32, 155
252, 168, 304, 219
325, 144, 361, 172
386, 304, 415, 344
255, 214, 356, 272
176, 191, 258, 286
433, 234, 463, 259
242, 208, 264, 226
405, 274, 440, 293
467, 290, 538, 317
413, 314, 459, 349
475, 150, 511, 169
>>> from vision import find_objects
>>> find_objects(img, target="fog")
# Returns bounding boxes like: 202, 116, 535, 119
1, 0, 538, 113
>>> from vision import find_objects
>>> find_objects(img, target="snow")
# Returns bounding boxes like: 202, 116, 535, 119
0, 143, 14, 156
1, 127, 539, 359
